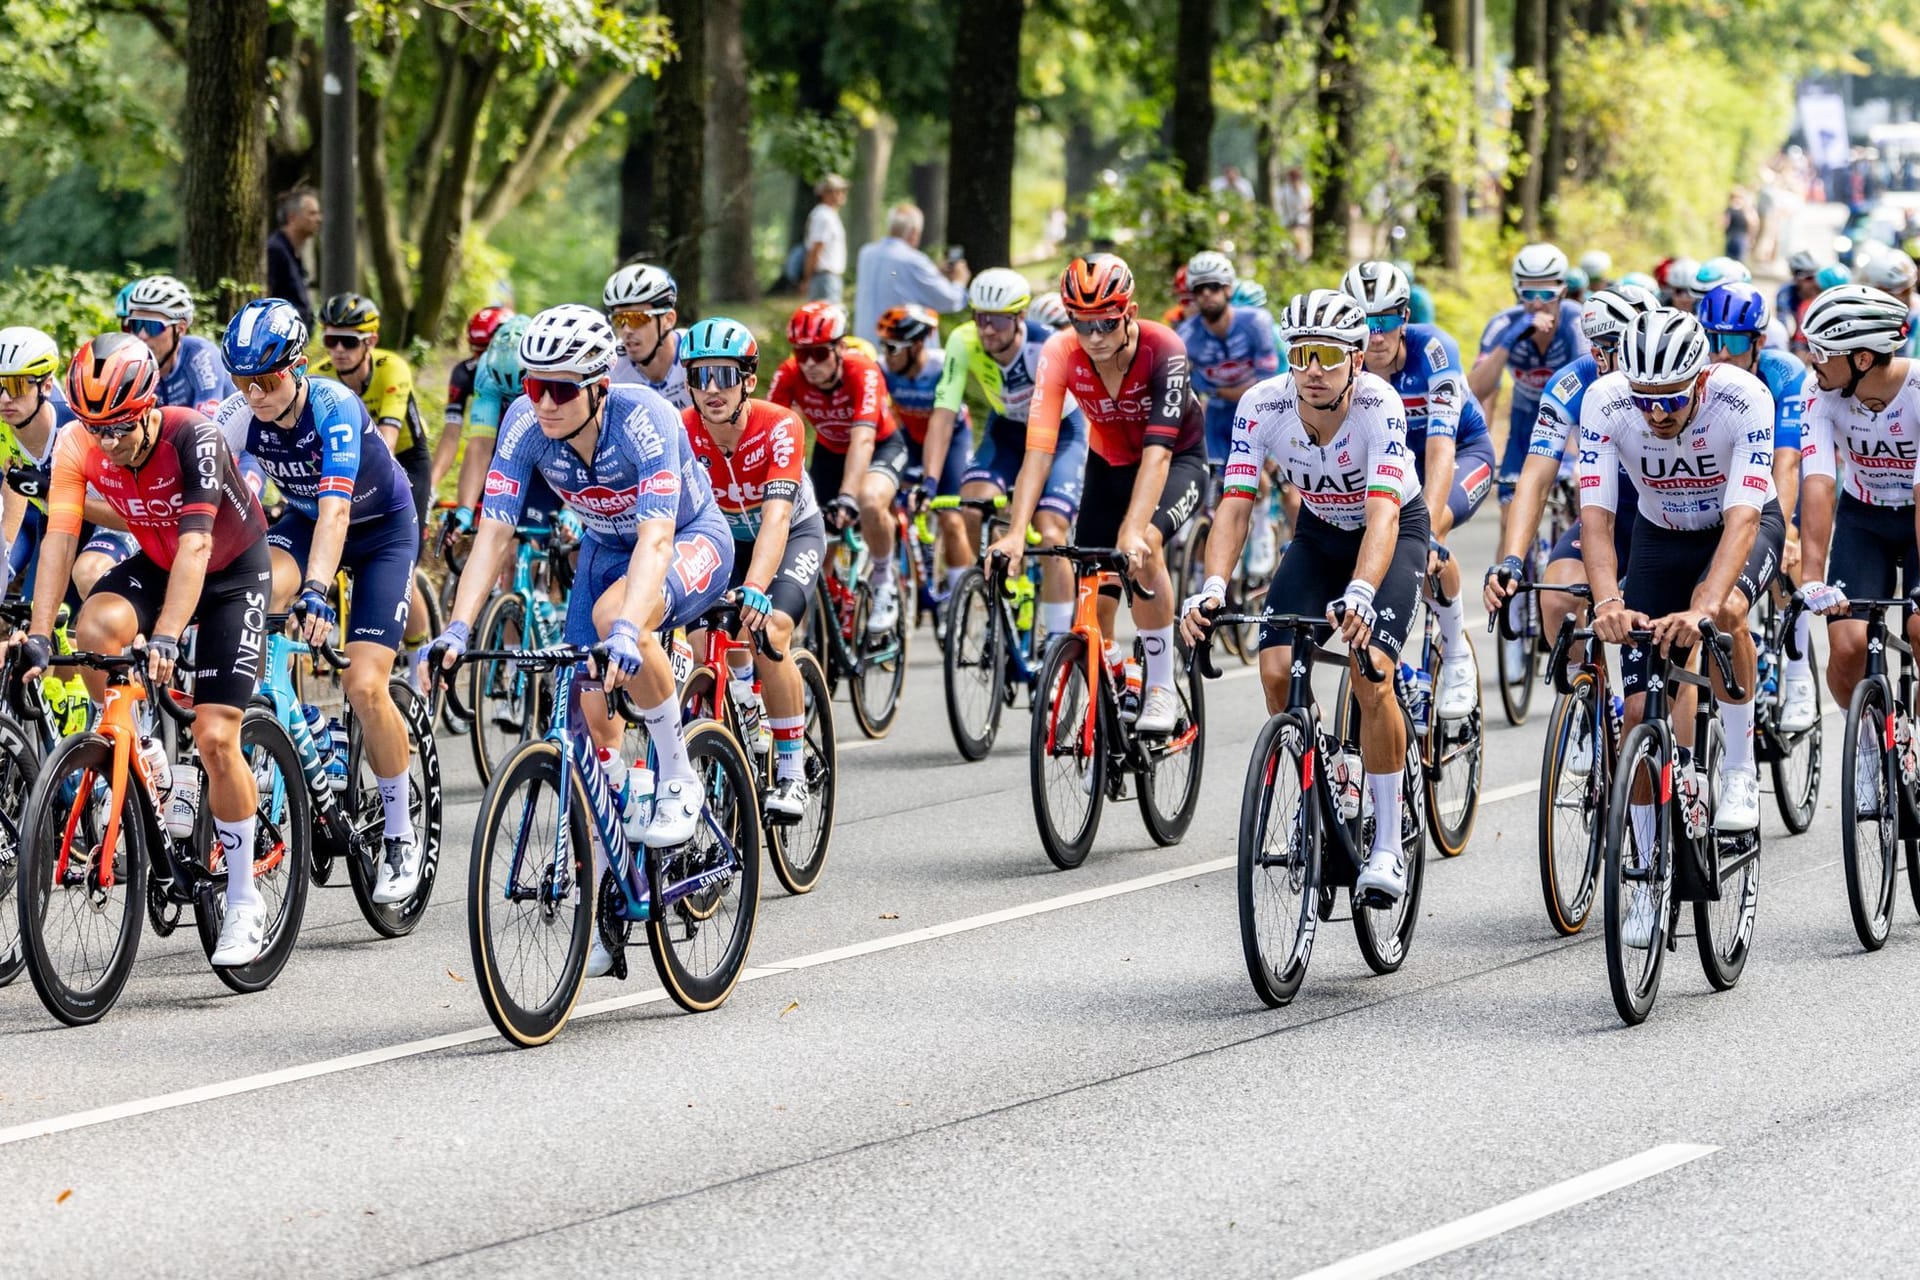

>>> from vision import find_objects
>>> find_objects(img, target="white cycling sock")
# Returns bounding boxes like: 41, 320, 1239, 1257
1433, 593, 1467, 657
1040, 601, 1073, 639
770, 715, 806, 782
642, 696, 694, 784
1721, 701, 1755, 771
1140, 626, 1175, 691
1785, 611, 1812, 679
869, 556, 896, 588
216, 815, 259, 906
376, 772, 411, 839
1366, 771, 1401, 855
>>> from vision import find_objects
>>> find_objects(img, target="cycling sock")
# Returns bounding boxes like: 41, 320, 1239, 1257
1366, 771, 1400, 855
1040, 601, 1073, 639
869, 557, 897, 588
376, 771, 411, 838
947, 566, 967, 592
1433, 593, 1467, 656
1141, 626, 1174, 691
1630, 803, 1656, 862
642, 697, 694, 783
1786, 611, 1812, 680
770, 715, 805, 782
216, 815, 260, 906
1721, 700, 1755, 771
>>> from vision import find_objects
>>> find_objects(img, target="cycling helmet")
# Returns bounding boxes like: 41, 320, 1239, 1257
1862, 253, 1919, 294
1692, 256, 1751, 293
0, 327, 61, 380
125, 274, 194, 323
1184, 250, 1236, 291
1799, 285, 1912, 354
683, 317, 760, 371
1511, 242, 1569, 290
112, 281, 138, 322
1029, 292, 1071, 330
968, 268, 1033, 315
518, 303, 618, 378
1619, 308, 1709, 385
602, 263, 677, 312
1660, 257, 1700, 296
878, 304, 940, 345
787, 301, 849, 347
221, 298, 309, 376
1231, 280, 1269, 310
466, 305, 514, 352
1565, 266, 1589, 295
65, 333, 160, 424
1339, 260, 1411, 314
1787, 249, 1825, 277
1059, 254, 1135, 315
474, 316, 531, 396
1579, 249, 1613, 282
318, 292, 381, 333
1580, 286, 1659, 344
1171, 264, 1191, 302
1617, 271, 1659, 293
1816, 263, 1854, 289
1279, 289, 1369, 349
1696, 283, 1769, 335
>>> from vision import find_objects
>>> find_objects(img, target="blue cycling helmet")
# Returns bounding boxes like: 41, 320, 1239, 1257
1230, 280, 1269, 309
683, 317, 760, 372
474, 314, 531, 397
1697, 283, 1768, 335
221, 298, 309, 376
1816, 263, 1854, 290
1565, 266, 1590, 294
113, 281, 138, 322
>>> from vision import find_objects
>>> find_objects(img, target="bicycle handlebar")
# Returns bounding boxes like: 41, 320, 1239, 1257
1190, 606, 1383, 683
61, 648, 197, 725
1782, 589, 1809, 662
1486, 579, 1591, 640
1021, 546, 1156, 603
280, 607, 351, 671
702, 601, 784, 663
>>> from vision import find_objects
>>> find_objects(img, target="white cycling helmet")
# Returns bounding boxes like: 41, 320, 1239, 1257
1693, 256, 1751, 292
1580, 286, 1659, 345
1799, 284, 1913, 354
602, 263, 677, 312
520, 303, 618, 378
1619, 308, 1709, 385
0, 326, 61, 379
1279, 288, 1369, 349
1511, 243, 1569, 290
968, 268, 1033, 315
1184, 250, 1236, 291
126, 274, 194, 323
1029, 292, 1071, 331
1662, 257, 1700, 298
1862, 253, 1919, 294
1578, 249, 1613, 282
1786, 249, 1825, 278
1339, 260, 1411, 314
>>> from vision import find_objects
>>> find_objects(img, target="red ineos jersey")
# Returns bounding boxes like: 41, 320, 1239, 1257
1028, 321, 1204, 465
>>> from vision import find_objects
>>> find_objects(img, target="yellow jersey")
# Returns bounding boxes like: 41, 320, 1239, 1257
313, 347, 428, 456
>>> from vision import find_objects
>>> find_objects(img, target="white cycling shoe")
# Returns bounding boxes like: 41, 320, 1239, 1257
867, 579, 900, 633
1857, 738, 1886, 814
1778, 670, 1818, 734
586, 936, 616, 979
370, 835, 421, 905
210, 898, 268, 967
1436, 649, 1478, 719
1134, 685, 1179, 735
1355, 844, 1408, 905
1622, 885, 1658, 949
1713, 766, 1760, 833
642, 777, 701, 848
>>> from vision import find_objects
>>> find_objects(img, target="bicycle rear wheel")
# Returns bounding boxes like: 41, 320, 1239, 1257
339, 680, 443, 938
1604, 723, 1673, 1025
941, 567, 1006, 761
468, 593, 543, 782
1353, 707, 1426, 973
768, 651, 837, 895
1768, 641, 1822, 835
1841, 679, 1897, 951
1238, 714, 1319, 1006
468, 740, 593, 1047
0, 720, 40, 986
848, 583, 908, 738
1138, 643, 1205, 845
1029, 636, 1105, 869
1425, 639, 1482, 857
1538, 676, 1604, 935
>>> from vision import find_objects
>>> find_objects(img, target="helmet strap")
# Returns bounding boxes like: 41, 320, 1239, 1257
1304, 359, 1358, 414
637, 319, 671, 369
555, 384, 605, 445
1843, 352, 1871, 400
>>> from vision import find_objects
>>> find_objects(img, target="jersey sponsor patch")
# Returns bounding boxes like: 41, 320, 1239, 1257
671, 533, 723, 593
1553, 369, 1584, 400
1425, 337, 1448, 372
484, 472, 520, 498
641, 469, 679, 496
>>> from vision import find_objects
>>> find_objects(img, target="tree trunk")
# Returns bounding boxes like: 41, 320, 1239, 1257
179, 0, 271, 315
849, 117, 897, 252
1421, 0, 1468, 268
654, 0, 706, 320
359, 71, 412, 328
785, 17, 838, 252
1503, 0, 1546, 235
474, 71, 636, 237
1585, 0, 1616, 36
407, 48, 498, 344
704, 0, 758, 303
945, 0, 1024, 268
1538, 0, 1570, 231
911, 161, 948, 248
1171, 0, 1214, 191
1312, 0, 1361, 264
1253, 1, 1282, 211
618, 80, 655, 262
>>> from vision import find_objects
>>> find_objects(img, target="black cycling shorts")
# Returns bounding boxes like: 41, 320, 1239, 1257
1259, 494, 1430, 660
1076, 447, 1208, 552
729, 513, 826, 626
808, 432, 909, 502
1827, 493, 1920, 602
92, 541, 273, 709
1619, 501, 1784, 696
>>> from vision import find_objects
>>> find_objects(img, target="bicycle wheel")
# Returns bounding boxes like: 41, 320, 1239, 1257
18, 734, 147, 1026
1138, 644, 1205, 845
768, 650, 837, 895
644, 721, 762, 1012
469, 739, 593, 1046
1538, 676, 1604, 935
1353, 706, 1426, 974
342, 680, 444, 938
194, 709, 312, 994
1604, 723, 1673, 1025
1238, 714, 1320, 1006
1841, 678, 1897, 951
0, 721, 39, 986
1029, 635, 1106, 869
1425, 639, 1482, 857
468, 592, 541, 782
1693, 718, 1758, 990
942, 567, 1006, 761
1768, 641, 1823, 835
1495, 587, 1538, 726
848, 582, 908, 738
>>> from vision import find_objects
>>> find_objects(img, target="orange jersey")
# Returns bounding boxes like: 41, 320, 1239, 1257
682, 400, 818, 540
767, 348, 898, 452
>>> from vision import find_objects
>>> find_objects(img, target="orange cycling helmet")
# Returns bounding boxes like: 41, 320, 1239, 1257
787, 301, 849, 347
877, 303, 939, 345
66, 333, 159, 425
1060, 254, 1136, 315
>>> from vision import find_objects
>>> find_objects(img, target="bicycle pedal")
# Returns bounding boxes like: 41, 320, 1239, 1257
610, 947, 628, 981
1353, 887, 1397, 912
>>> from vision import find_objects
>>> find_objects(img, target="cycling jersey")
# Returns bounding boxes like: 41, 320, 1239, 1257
49, 407, 267, 570
1479, 302, 1588, 438
1382, 323, 1491, 456
1800, 360, 1920, 506
483, 383, 713, 543
312, 347, 428, 456
611, 330, 691, 410
933, 324, 1075, 424
157, 334, 236, 416
446, 355, 479, 426
1222, 371, 1421, 531
1531, 356, 1601, 462
1, 390, 75, 512
213, 377, 411, 524
881, 346, 951, 443
1577, 364, 1777, 531
1176, 307, 1280, 445
1028, 322, 1204, 465
683, 400, 820, 540
767, 349, 898, 452
1753, 347, 1809, 452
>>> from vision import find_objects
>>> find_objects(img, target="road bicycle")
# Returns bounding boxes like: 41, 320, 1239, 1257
1491, 473, 1579, 725
939, 495, 1045, 761
1753, 588, 1821, 834
1171, 470, 1285, 667
806, 525, 908, 738
464, 520, 572, 782
1837, 597, 1920, 951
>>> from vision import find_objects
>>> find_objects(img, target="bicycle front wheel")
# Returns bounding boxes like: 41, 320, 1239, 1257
340, 680, 444, 938
1238, 714, 1319, 1006
1693, 719, 1758, 991
768, 651, 837, 895
1353, 706, 1426, 974
1538, 675, 1604, 935
0, 720, 41, 986
195, 709, 312, 993
1425, 640, 1482, 857
848, 583, 908, 738
1495, 590, 1538, 726
468, 593, 544, 782
1768, 640, 1822, 835
1604, 723, 1673, 1025
1841, 678, 1897, 951
942, 566, 1006, 761
1029, 635, 1105, 869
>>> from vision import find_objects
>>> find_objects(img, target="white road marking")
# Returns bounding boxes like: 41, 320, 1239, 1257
1291, 1143, 1720, 1280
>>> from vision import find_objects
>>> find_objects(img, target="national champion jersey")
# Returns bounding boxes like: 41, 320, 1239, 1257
767, 349, 898, 452
1222, 370, 1420, 531
881, 347, 950, 444
610, 330, 691, 410
1177, 307, 1281, 436
932, 325, 1072, 425
1800, 361, 1920, 507
157, 334, 236, 417
1479, 302, 1589, 435
682, 401, 820, 540
1383, 323, 1490, 456
483, 382, 712, 543
1577, 364, 1776, 531
213, 377, 411, 524
1028, 321, 1204, 465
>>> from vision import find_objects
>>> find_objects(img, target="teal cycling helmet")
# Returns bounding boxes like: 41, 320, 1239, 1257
1565, 266, 1589, 294
1816, 263, 1854, 289
1617, 271, 1659, 293
1230, 280, 1269, 309
474, 314, 531, 397
113, 280, 139, 321
683, 316, 760, 373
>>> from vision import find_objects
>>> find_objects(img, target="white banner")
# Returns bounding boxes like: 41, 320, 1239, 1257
1799, 87, 1851, 171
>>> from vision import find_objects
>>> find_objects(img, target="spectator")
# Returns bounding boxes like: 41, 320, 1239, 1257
1278, 167, 1312, 259
266, 186, 320, 329
802, 173, 851, 303
1724, 188, 1753, 262
852, 203, 971, 346
1209, 165, 1254, 201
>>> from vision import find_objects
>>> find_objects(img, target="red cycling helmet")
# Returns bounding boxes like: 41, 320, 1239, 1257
1172, 264, 1192, 304
66, 332, 159, 425
467, 305, 514, 353
1060, 254, 1136, 316
787, 301, 849, 347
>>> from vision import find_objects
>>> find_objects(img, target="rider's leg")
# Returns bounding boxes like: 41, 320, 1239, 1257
71, 590, 138, 706
1352, 644, 1407, 856
193, 704, 259, 905
1034, 510, 1073, 639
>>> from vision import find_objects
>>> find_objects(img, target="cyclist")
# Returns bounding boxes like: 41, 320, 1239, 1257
1777, 250, 1828, 329
1860, 253, 1920, 356
447, 314, 537, 519
604, 263, 690, 409
1580, 249, 1614, 291
432, 305, 513, 496
987, 253, 1207, 736
875, 303, 970, 593
1659, 257, 1701, 312
1470, 243, 1589, 506
1696, 281, 1815, 730
1793, 285, 1920, 807
680, 318, 823, 818
428, 305, 732, 874
310, 293, 432, 530
122, 275, 234, 415
22, 334, 275, 965
1030, 292, 1072, 332
768, 301, 907, 632
1580, 307, 1784, 860
1176, 251, 1280, 480
922, 269, 1090, 645
215, 299, 424, 904
1179, 288, 1428, 904
1565, 266, 1590, 304
1159, 265, 1194, 328
1231, 280, 1281, 347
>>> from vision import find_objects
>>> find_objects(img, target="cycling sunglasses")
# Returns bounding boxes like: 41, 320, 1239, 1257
688, 364, 747, 391
972, 311, 1019, 331
1287, 342, 1355, 371
1707, 332, 1758, 356
1629, 390, 1693, 415
1069, 315, 1125, 337
1517, 287, 1563, 303
81, 415, 143, 439
121, 318, 170, 338
1589, 337, 1621, 357
1365, 313, 1407, 333
0, 375, 43, 398
522, 375, 595, 405
320, 332, 367, 350
235, 369, 290, 394
794, 345, 836, 365
610, 307, 670, 329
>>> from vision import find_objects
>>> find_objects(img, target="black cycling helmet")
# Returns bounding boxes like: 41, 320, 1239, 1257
318, 292, 381, 333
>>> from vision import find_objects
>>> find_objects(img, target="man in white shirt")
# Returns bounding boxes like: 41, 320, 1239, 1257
852, 203, 970, 345
803, 174, 850, 303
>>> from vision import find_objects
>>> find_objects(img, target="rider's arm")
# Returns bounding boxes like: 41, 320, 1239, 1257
1575, 413, 1623, 608
1352, 493, 1402, 594
1772, 444, 1800, 550
153, 531, 211, 642
744, 497, 794, 594
1800, 475, 1836, 584
448, 517, 514, 628
149, 419, 232, 642
1000, 334, 1071, 534
429, 411, 461, 491
1500, 454, 1562, 562
302, 497, 353, 591
456, 436, 495, 513
1206, 403, 1267, 579
454, 404, 537, 621
1695, 505, 1761, 614
1119, 443, 1172, 544
1467, 312, 1524, 404
32, 436, 91, 636
837, 424, 876, 498
1420, 435, 1457, 538
617, 514, 677, 631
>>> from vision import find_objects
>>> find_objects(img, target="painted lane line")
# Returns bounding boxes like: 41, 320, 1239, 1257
1292, 1142, 1720, 1280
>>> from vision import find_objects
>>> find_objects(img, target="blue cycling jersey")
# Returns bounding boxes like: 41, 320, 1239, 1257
467, 355, 519, 434
1478, 302, 1589, 435
1177, 307, 1281, 436
1385, 323, 1491, 456
1754, 347, 1808, 452
157, 334, 236, 415
214, 377, 410, 523
483, 382, 713, 544
1530, 355, 1599, 462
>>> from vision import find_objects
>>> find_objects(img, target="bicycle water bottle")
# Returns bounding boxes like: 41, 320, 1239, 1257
164, 762, 201, 839
138, 734, 172, 802
623, 764, 655, 845
302, 703, 349, 792
1010, 572, 1036, 635
1121, 659, 1143, 722
1675, 746, 1707, 840
1328, 739, 1363, 821
1400, 662, 1433, 735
